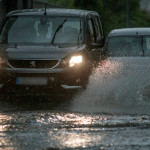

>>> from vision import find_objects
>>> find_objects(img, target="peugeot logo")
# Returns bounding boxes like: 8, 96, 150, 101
30, 61, 36, 67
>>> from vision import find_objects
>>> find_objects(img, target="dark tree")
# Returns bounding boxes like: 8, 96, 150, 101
5, 0, 18, 12
74, 0, 98, 10
22, 0, 28, 9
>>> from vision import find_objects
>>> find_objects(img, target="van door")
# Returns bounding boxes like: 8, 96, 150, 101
87, 15, 98, 61
93, 15, 106, 60
87, 15, 104, 61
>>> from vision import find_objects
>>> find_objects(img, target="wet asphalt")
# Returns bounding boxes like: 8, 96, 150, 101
0, 96, 150, 150
1, 58, 150, 150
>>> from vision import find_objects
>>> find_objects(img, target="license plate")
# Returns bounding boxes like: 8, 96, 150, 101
16, 77, 48, 85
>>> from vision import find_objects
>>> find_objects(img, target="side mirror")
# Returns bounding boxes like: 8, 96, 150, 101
96, 36, 104, 46
90, 36, 104, 48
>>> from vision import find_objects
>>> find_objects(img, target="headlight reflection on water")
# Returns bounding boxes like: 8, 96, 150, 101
36, 113, 94, 126
49, 129, 102, 148
36, 113, 109, 149
0, 114, 16, 148
1, 111, 150, 149
0, 114, 13, 132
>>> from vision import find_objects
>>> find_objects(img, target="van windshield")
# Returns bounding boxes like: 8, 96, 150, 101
0, 16, 83, 45
107, 36, 143, 56
107, 36, 150, 56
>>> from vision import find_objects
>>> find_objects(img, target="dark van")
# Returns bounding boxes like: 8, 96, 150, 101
0, 8, 105, 93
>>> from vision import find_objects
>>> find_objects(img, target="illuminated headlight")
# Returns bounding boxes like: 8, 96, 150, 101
69, 55, 83, 67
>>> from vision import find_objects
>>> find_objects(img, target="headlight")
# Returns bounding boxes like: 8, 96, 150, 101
0, 57, 5, 67
69, 55, 83, 67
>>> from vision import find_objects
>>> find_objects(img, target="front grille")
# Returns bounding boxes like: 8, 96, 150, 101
8, 59, 59, 68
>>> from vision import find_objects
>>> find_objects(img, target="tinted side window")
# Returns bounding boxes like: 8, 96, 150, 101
96, 17, 103, 37
87, 18, 96, 43
94, 16, 101, 37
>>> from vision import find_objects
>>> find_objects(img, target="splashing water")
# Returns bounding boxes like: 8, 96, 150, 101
66, 57, 150, 114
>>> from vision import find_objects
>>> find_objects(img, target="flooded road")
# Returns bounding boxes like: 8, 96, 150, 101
0, 57, 150, 150
0, 111, 150, 150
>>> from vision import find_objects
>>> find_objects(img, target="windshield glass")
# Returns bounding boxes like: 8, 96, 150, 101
0, 16, 83, 45
107, 36, 150, 56
107, 36, 143, 56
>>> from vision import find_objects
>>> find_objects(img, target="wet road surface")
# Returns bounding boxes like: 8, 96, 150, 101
0, 110, 150, 150
1, 57, 150, 150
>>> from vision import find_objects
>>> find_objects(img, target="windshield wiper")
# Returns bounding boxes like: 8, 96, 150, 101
51, 19, 67, 45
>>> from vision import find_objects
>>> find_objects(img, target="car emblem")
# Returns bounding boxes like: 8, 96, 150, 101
30, 61, 36, 67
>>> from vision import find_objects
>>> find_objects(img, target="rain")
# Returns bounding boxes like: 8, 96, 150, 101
0, 0, 150, 150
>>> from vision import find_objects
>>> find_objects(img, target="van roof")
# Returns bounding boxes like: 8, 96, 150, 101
7, 8, 99, 18
108, 28, 150, 37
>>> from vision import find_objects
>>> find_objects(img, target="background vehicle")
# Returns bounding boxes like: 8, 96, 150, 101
0, 8, 105, 93
106, 28, 150, 57
106, 28, 150, 100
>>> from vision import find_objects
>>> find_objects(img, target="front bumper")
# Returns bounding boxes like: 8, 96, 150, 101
0, 66, 87, 89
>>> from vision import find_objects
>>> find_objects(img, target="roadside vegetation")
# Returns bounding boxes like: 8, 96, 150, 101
47, 0, 150, 36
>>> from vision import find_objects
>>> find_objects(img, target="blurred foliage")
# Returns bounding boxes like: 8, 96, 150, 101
47, 0, 150, 36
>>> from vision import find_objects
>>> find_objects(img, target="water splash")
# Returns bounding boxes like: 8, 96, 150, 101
67, 57, 150, 114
